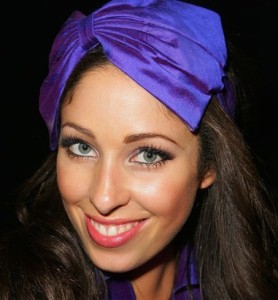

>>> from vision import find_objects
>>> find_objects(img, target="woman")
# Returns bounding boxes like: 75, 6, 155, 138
1, 0, 277, 299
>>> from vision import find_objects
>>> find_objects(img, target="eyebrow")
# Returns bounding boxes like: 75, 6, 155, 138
124, 133, 178, 145
61, 122, 95, 138
61, 122, 179, 146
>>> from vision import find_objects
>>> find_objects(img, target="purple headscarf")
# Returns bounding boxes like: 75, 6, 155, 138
39, 0, 235, 150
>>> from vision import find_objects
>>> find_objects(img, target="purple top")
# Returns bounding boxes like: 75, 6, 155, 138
104, 243, 201, 299
39, 0, 235, 150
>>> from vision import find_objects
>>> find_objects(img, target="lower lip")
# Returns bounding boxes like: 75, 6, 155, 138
85, 216, 145, 248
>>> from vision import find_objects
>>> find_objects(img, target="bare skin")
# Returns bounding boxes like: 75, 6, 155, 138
57, 64, 215, 298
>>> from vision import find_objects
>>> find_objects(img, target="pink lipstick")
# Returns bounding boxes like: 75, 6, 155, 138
85, 215, 145, 248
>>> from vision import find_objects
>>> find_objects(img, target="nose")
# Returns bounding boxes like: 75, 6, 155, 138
89, 157, 130, 215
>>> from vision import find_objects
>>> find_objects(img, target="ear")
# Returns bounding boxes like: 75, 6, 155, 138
199, 169, 216, 189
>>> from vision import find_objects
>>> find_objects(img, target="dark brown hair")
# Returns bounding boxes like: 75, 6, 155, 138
1, 45, 277, 300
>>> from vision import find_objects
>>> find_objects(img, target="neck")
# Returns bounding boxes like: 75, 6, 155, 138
128, 243, 177, 300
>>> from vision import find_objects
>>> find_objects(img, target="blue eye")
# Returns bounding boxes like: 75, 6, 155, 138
59, 136, 97, 158
133, 146, 172, 167
71, 143, 93, 156
139, 149, 160, 163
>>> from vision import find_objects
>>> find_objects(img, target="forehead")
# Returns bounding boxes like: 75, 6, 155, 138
66, 63, 184, 122
61, 64, 195, 145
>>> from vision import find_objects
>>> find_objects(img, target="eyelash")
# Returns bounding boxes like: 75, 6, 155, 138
134, 146, 173, 168
59, 135, 173, 168
60, 136, 95, 160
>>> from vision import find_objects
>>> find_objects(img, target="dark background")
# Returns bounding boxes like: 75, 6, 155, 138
1, 0, 277, 229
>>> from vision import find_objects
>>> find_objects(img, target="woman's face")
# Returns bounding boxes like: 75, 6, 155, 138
57, 64, 215, 272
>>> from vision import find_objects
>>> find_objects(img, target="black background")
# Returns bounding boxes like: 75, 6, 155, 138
1, 0, 277, 228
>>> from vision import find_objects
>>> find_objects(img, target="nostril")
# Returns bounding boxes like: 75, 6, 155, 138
88, 188, 130, 215
88, 161, 130, 214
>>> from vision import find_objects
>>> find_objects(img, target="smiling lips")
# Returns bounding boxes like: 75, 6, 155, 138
85, 215, 145, 248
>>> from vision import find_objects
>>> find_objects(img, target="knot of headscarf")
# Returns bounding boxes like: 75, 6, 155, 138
39, 0, 235, 150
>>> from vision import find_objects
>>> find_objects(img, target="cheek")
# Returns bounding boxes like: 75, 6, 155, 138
136, 171, 199, 223
56, 158, 89, 205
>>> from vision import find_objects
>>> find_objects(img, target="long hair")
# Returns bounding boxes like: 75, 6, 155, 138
1, 45, 277, 299
0, 152, 108, 299
194, 98, 278, 299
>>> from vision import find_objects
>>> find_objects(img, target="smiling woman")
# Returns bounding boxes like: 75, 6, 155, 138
1, 0, 277, 299
57, 64, 211, 278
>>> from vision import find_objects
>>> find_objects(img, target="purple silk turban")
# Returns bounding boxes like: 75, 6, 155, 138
39, 0, 235, 150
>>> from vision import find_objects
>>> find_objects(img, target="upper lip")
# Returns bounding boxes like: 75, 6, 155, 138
85, 214, 144, 225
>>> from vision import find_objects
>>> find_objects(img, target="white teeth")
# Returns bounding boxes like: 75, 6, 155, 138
91, 220, 137, 236
118, 226, 126, 234
98, 224, 106, 235
107, 226, 117, 236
